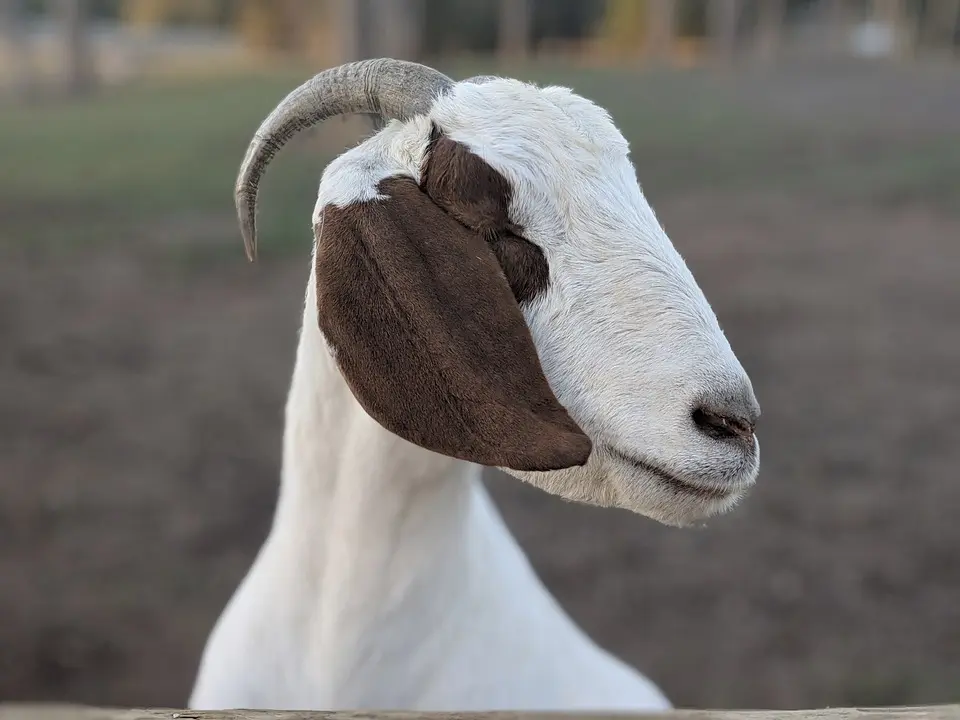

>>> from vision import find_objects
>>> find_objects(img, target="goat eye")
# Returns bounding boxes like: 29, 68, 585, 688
488, 232, 549, 305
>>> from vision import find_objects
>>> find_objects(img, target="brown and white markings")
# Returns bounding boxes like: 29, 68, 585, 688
189, 58, 760, 713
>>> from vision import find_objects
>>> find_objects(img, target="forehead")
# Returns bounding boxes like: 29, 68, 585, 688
423, 79, 646, 250
429, 79, 630, 164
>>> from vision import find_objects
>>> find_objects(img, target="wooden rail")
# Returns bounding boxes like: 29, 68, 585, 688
1, 705, 959, 720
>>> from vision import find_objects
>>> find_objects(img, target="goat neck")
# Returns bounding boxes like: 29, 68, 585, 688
190, 266, 669, 711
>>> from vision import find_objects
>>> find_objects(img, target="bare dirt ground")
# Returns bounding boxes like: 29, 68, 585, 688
1, 61, 959, 710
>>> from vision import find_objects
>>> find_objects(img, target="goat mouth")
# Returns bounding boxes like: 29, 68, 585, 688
606, 447, 734, 501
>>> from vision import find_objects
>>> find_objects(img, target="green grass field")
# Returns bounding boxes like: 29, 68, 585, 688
3, 59, 957, 258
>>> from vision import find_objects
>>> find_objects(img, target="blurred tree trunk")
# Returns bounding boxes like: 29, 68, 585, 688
187, 0, 221, 25
824, 0, 852, 56
236, 0, 277, 52
872, 0, 911, 57
0, 0, 33, 97
754, 0, 786, 63
598, 0, 648, 58
119, 0, 165, 27
56, 0, 96, 96
920, 0, 960, 52
277, 0, 306, 54
707, 0, 740, 68
498, 0, 531, 59
330, 0, 368, 61
237, 0, 308, 54
329, 0, 380, 134
121, 0, 222, 27
645, 0, 675, 65
368, 0, 424, 61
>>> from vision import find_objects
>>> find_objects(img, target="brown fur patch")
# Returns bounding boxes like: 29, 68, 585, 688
314, 172, 590, 472
420, 128, 550, 305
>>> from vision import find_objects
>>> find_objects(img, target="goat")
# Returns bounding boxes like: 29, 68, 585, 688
188, 58, 761, 712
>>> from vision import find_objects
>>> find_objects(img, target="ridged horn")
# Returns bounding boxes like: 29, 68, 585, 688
235, 58, 454, 261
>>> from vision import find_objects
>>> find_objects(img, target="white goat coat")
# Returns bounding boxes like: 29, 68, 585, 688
190, 71, 761, 712
188, 270, 671, 711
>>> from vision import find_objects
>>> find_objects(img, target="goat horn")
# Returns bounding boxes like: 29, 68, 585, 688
235, 58, 455, 262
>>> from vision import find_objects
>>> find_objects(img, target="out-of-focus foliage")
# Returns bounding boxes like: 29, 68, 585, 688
26, 0, 958, 56
421, 0, 675, 56
119, 0, 225, 27
597, 0, 651, 52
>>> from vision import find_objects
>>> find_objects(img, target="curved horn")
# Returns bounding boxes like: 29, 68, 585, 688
236, 58, 455, 261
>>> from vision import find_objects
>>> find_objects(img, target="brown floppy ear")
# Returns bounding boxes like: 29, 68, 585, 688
314, 176, 591, 472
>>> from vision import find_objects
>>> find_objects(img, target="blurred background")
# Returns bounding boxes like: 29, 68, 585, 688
1, 0, 959, 711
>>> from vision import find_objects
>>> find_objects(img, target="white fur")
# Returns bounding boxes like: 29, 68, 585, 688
189, 78, 760, 711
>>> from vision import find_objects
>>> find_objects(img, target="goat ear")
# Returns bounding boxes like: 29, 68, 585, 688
314, 176, 592, 472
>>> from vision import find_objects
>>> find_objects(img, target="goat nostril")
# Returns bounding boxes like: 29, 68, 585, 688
692, 407, 756, 444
